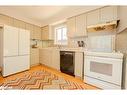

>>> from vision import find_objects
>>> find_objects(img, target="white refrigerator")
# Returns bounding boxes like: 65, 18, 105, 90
0, 25, 30, 77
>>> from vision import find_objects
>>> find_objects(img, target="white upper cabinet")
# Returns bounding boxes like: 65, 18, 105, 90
41, 25, 53, 40
75, 14, 87, 37
33, 26, 41, 40
41, 26, 48, 40
86, 6, 118, 26
3, 25, 19, 56
87, 9, 100, 26
117, 6, 127, 33
100, 6, 118, 23
19, 29, 30, 55
67, 17, 76, 38
67, 14, 87, 38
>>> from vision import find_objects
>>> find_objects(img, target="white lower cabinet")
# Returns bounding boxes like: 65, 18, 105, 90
52, 50, 60, 70
40, 48, 84, 77
3, 55, 30, 77
75, 52, 83, 78
39, 48, 60, 70
30, 48, 39, 66
39, 49, 52, 67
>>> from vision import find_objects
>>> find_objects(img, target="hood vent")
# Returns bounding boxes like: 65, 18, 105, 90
87, 20, 120, 32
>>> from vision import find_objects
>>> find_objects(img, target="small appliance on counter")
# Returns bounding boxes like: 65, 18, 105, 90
77, 41, 86, 47
31, 39, 38, 48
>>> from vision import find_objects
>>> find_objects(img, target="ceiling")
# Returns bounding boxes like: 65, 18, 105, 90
0, 6, 103, 26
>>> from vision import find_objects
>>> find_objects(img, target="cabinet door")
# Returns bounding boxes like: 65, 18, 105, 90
41, 27, 47, 40
67, 17, 76, 38
41, 25, 53, 40
37, 27, 42, 40
31, 49, 39, 66
117, 6, 127, 33
33, 26, 41, 40
75, 52, 83, 78
100, 6, 118, 23
48, 26, 53, 40
19, 29, 30, 55
39, 49, 45, 65
45, 49, 52, 67
4, 25, 19, 56
76, 14, 87, 37
52, 50, 60, 70
39, 49, 52, 67
0, 15, 13, 26
87, 9, 100, 26
41, 26, 48, 40
29, 24, 34, 39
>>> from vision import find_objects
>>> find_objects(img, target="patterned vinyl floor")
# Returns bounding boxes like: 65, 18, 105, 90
0, 65, 98, 90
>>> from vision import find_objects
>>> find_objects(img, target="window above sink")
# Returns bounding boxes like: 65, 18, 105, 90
54, 23, 68, 46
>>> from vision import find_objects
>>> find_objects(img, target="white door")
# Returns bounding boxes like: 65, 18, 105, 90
3, 56, 30, 77
4, 25, 19, 56
19, 29, 30, 55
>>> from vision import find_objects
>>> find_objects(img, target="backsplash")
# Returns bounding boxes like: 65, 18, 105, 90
42, 40, 54, 47
68, 37, 87, 48
31, 40, 42, 48
87, 29, 116, 52
31, 40, 54, 48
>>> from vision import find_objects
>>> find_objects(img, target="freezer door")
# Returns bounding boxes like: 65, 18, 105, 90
4, 25, 19, 56
19, 29, 30, 55
3, 56, 30, 77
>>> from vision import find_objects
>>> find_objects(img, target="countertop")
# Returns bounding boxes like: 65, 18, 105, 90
39, 47, 123, 59
39, 47, 86, 52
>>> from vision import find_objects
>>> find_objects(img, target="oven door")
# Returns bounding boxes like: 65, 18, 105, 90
84, 56, 122, 85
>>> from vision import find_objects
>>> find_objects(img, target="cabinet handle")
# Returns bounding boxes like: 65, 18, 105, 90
64, 53, 73, 55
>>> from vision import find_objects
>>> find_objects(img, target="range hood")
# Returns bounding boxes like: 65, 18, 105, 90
87, 20, 120, 32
